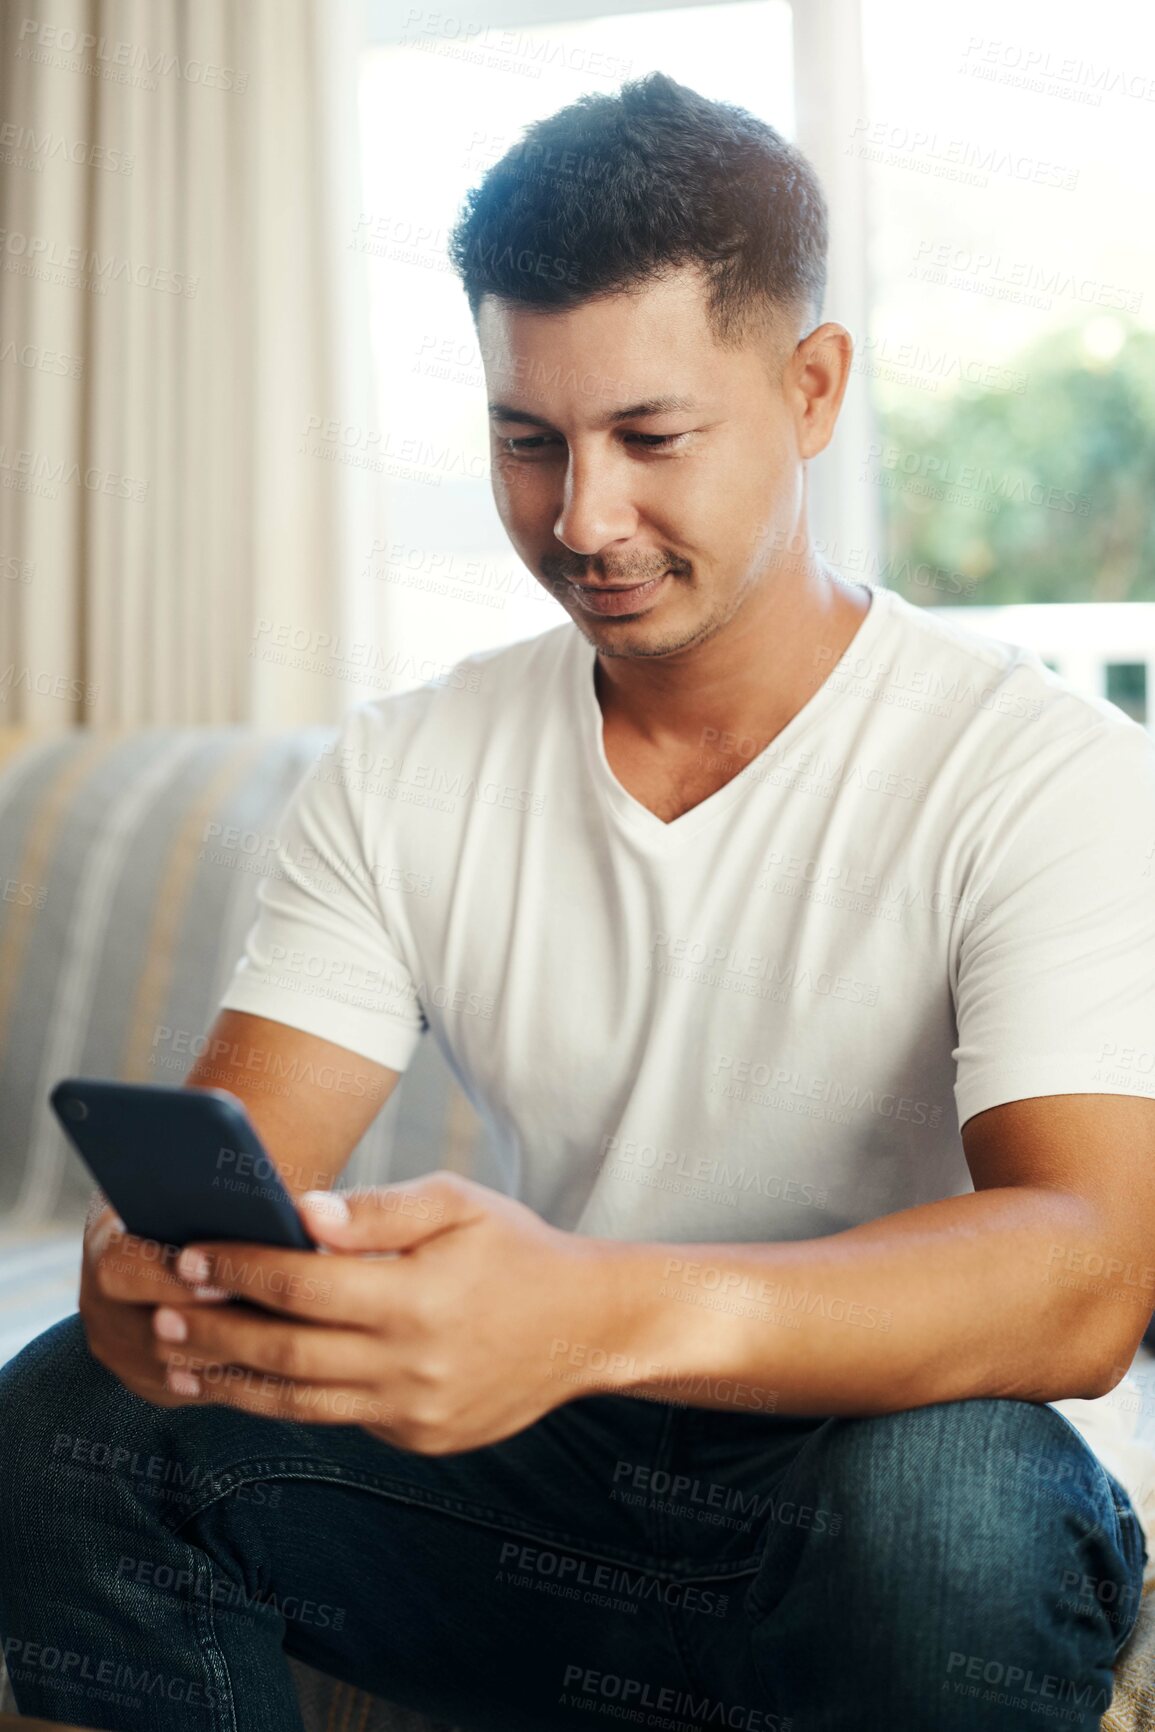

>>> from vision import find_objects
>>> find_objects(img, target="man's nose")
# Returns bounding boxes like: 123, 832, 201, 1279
553, 450, 639, 554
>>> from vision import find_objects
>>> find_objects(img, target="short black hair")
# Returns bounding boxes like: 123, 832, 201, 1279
447, 70, 828, 351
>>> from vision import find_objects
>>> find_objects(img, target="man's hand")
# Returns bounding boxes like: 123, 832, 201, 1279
145, 1173, 620, 1454
79, 1196, 237, 1407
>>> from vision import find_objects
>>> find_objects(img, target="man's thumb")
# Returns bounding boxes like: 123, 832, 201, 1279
298, 1182, 455, 1250
299, 1190, 352, 1241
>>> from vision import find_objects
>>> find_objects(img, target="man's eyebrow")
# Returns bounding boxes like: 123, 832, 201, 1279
487, 394, 699, 429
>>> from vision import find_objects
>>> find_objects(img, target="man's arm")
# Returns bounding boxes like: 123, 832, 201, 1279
180, 1009, 402, 1201
591, 1093, 1155, 1416
137, 1088, 1155, 1451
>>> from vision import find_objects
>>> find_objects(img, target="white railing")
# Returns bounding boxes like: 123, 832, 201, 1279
926, 603, 1155, 729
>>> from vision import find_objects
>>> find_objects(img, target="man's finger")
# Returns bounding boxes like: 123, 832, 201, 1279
297, 1173, 479, 1253
152, 1303, 381, 1389
152, 1355, 396, 1428
96, 1233, 234, 1304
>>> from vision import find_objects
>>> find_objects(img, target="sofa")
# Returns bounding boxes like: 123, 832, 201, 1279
0, 721, 1153, 1731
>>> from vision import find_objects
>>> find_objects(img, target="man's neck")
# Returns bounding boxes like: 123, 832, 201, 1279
592, 559, 871, 761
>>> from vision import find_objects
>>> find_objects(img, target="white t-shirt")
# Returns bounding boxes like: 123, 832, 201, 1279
218, 579, 1155, 1531
219, 580, 1155, 1242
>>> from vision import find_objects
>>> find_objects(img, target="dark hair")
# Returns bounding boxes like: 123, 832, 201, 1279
447, 70, 828, 351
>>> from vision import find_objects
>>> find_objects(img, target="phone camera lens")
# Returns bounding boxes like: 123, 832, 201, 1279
62, 1099, 88, 1121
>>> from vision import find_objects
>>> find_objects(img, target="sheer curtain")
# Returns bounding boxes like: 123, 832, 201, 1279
0, 0, 380, 726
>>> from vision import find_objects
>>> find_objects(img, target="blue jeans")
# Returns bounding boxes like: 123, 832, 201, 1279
0, 1310, 1146, 1731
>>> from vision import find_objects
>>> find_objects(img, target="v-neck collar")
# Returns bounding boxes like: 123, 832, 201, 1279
573, 581, 892, 846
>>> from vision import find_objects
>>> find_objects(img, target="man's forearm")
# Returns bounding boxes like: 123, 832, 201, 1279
581, 1188, 1137, 1417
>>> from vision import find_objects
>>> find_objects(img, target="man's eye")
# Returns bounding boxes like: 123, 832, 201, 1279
499, 432, 690, 453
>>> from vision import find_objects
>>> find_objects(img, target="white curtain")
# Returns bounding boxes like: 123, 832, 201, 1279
0, 0, 383, 726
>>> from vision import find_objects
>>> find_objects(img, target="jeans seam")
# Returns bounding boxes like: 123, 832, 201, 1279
646, 1406, 715, 1701
647, 1405, 682, 1558
191, 1541, 239, 1732
1106, 1493, 1149, 1659
166, 1458, 681, 1579
1040, 1405, 1150, 1654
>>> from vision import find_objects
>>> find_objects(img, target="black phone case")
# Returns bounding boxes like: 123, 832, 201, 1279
49, 1077, 317, 1253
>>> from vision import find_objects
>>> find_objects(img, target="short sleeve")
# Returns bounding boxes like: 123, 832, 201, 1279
216, 704, 426, 1071
953, 718, 1155, 1131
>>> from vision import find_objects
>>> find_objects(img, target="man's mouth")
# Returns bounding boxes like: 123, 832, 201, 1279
567, 571, 671, 617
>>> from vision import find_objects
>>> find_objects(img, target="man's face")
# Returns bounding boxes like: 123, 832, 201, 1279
479, 267, 810, 660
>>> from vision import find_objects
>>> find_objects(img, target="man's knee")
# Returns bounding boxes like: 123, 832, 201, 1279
0, 1312, 143, 1508
792, 1397, 1122, 1603
0, 1311, 98, 1423
807, 1396, 1102, 1515
748, 1400, 1132, 1721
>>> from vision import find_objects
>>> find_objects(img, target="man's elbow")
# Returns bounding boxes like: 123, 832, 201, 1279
1060, 1302, 1149, 1401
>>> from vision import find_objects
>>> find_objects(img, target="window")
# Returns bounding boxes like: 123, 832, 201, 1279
1106, 663, 1147, 726
851, 0, 1155, 718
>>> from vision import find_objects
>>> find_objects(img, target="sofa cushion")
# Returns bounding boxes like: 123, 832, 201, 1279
0, 726, 489, 1235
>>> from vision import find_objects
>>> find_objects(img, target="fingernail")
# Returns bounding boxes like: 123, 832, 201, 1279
190, 1285, 231, 1301
177, 1248, 211, 1283
154, 1307, 187, 1341
167, 1369, 200, 1395
301, 1190, 349, 1223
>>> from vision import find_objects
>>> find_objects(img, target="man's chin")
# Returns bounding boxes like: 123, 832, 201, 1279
574, 613, 718, 660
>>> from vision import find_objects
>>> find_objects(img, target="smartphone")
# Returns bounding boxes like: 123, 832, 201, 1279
49, 1077, 318, 1253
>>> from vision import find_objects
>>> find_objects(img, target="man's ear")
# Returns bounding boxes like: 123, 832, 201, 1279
792, 321, 854, 460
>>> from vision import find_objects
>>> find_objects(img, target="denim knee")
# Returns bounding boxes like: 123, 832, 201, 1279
0, 1312, 162, 1539
818, 1396, 1120, 1546
1, 1310, 111, 1449
742, 1399, 1138, 1730
749, 1396, 1137, 1641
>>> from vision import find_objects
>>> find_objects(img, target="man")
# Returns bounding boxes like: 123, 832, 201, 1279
2, 71, 1154, 1732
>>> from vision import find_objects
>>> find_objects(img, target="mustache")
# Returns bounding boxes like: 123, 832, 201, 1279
542, 557, 689, 584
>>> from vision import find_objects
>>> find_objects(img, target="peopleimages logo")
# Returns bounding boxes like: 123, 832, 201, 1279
559, 1665, 792, 1730
0, 227, 196, 295
496, 1542, 729, 1617
0, 119, 133, 172
1, 1637, 224, 1711
16, 18, 249, 91
610, 1460, 842, 1536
